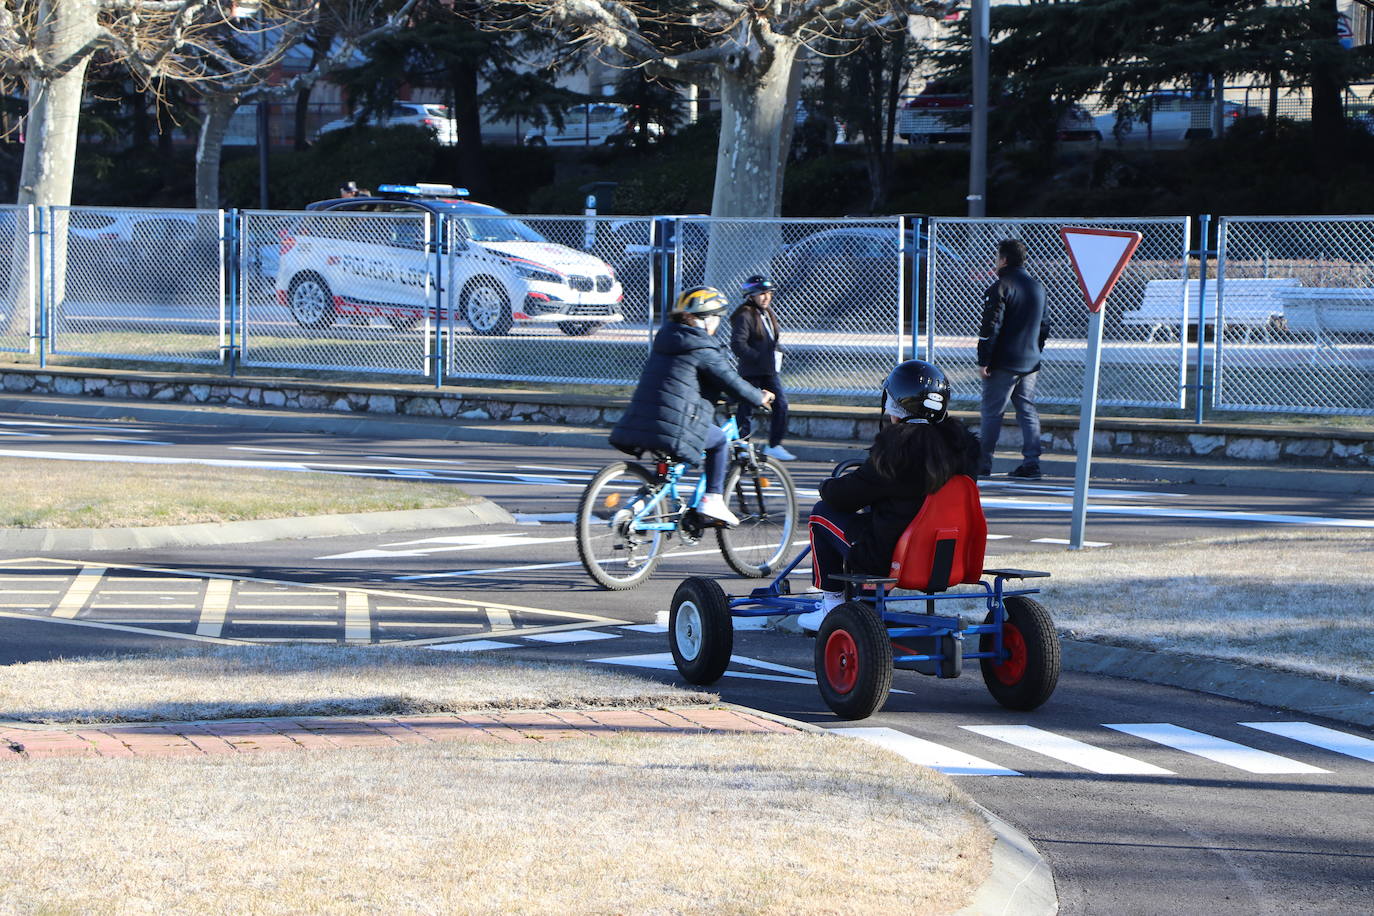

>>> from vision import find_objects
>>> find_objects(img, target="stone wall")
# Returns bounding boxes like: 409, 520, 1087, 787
3, 365, 1373, 468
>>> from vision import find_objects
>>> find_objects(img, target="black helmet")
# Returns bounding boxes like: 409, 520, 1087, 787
882, 359, 950, 423
671, 285, 730, 317
741, 275, 775, 297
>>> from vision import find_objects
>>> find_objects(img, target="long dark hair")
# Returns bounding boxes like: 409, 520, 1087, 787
870, 420, 962, 494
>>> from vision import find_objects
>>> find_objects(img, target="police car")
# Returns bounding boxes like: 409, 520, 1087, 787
276, 184, 623, 335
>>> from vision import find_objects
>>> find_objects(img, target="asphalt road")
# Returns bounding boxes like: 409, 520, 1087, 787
3, 409, 1374, 914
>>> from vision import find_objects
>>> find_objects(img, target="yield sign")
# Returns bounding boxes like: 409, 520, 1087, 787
1059, 227, 1143, 313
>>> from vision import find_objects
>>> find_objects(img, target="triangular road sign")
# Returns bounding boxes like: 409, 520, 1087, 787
1059, 227, 1143, 313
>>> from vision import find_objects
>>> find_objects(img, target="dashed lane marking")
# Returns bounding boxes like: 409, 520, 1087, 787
1031, 537, 1112, 548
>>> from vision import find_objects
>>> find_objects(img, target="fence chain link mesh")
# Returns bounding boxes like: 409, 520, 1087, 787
0, 205, 35, 354
46, 206, 226, 364
240, 210, 435, 376
445, 215, 652, 385
676, 217, 907, 396
927, 217, 1191, 409
1216, 216, 1374, 415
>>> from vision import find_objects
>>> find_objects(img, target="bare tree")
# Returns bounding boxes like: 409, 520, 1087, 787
497, 0, 958, 218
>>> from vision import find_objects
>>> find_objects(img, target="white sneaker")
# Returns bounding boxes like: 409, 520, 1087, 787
761, 444, 797, 462
796, 591, 845, 633
697, 493, 740, 527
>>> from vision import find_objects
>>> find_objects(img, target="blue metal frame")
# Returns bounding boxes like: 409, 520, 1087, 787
723, 542, 1042, 669
622, 416, 743, 534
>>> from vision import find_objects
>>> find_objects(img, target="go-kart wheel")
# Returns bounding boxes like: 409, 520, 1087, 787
669, 577, 733, 685
979, 596, 1060, 710
815, 601, 892, 720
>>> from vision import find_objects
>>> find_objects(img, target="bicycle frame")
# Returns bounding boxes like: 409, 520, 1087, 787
625, 417, 746, 534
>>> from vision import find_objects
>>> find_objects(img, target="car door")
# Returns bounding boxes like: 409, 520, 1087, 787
319, 202, 411, 309
366, 202, 437, 313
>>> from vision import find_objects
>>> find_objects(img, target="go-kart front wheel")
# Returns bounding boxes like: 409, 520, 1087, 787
669, 577, 733, 685
815, 601, 892, 720
979, 596, 1060, 710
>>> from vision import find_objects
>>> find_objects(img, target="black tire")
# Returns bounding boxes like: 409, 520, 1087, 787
815, 602, 893, 720
286, 272, 337, 329
979, 596, 1060, 711
463, 277, 513, 335
669, 576, 734, 685
575, 461, 667, 590
557, 321, 604, 336
717, 457, 798, 578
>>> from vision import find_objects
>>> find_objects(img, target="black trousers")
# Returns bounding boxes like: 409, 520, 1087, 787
737, 374, 789, 447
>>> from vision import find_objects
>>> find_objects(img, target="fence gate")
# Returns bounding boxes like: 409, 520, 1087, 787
1216, 216, 1374, 416
926, 217, 1192, 409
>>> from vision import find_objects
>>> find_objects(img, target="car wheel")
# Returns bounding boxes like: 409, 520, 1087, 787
462, 277, 513, 335
557, 322, 604, 336
286, 272, 337, 329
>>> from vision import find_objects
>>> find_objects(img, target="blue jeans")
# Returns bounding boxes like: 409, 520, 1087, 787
702, 425, 729, 494
979, 368, 1041, 472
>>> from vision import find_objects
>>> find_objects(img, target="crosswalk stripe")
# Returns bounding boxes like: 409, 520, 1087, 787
962, 725, 1174, 775
1239, 722, 1374, 764
1105, 724, 1329, 774
834, 727, 1021, 776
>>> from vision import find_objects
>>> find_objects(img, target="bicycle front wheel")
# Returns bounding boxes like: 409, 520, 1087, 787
576, 461, 668, 590
718, 456, 798, 578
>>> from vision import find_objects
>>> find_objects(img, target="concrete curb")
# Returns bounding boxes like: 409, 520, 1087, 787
0, 500, 515, 551
1062, 638, 1374, 728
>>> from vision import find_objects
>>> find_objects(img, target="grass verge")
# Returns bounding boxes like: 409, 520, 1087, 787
1003, 529, 1374, 687
0, 459, 472, 528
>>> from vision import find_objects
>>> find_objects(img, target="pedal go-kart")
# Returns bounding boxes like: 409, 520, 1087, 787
666, 471, 1061, 720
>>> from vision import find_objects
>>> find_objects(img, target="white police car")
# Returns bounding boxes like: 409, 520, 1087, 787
276, 184, 623, 335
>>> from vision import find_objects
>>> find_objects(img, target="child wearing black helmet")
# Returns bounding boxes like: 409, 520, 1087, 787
797, 359, 980, 631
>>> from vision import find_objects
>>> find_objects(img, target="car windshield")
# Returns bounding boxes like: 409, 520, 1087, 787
455, 216, 547, 243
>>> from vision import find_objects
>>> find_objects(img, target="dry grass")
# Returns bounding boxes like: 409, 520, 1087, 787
0, 646, 715, 724
1004, 529, 1374, 686
0, 733, 989, 915
0, 460, 470, 528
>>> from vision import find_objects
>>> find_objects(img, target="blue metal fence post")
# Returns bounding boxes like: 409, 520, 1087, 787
1194, 214, 1213, 423
34, 206, 46, 368
432, 212, 445, 388
651, 216, 679, 331
224, 209, 238, 377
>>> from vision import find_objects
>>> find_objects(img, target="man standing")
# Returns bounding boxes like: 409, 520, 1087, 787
977, 238, 1049, 479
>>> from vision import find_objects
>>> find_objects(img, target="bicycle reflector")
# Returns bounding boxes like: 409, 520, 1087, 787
656, 461, 669, 476
604, 493, 621, 509
759, 477, 772, 488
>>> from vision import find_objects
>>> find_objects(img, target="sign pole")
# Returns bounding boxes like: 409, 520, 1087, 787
1069, 307, 1103, 549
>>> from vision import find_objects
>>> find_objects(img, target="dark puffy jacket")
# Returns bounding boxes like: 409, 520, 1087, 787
817, 418, 981, 575
610, 322, 765, 465
977, 265, 1050, 374
730, 301, 781, 378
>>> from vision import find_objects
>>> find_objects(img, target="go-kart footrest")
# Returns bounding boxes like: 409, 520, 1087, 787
984, 568, 1051, 579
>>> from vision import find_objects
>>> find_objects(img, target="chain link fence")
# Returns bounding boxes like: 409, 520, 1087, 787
1216, 216, 1374, 415
239, 210, 436, 376
0, 205, 35, 354
45, 206, 226, 365
926, 217, 1191, 409
445, 215, 653, 385
676, 216, 908, 396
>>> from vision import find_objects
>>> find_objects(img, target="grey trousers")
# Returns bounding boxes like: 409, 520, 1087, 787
979, 368, 1041, 471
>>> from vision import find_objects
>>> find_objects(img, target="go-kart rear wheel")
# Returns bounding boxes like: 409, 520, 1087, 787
979, 596, 1060, 710
815, 602, 892, 720
669, 577, 733, 685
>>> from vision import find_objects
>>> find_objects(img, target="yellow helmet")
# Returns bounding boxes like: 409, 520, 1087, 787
671, 285, 729, 317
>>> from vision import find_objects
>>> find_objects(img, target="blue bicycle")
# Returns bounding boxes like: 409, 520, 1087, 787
575, 417, 799, 590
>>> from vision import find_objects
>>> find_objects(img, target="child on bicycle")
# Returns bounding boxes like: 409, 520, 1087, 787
797, 359, 980, 632
610, 286, 775, 528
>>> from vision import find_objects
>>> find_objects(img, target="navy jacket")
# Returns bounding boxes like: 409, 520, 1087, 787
610, 322, 764, 465
977, 265, 1049, 374
730, 301, 781, 378
818, 418, 981, 575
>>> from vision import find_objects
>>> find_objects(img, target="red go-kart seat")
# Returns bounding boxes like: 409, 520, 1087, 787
888, 475, 987, 592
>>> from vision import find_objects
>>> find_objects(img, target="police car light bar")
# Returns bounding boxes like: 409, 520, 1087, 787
377, 183, 470, 198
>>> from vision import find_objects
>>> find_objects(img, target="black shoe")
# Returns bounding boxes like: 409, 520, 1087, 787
1007, 464, 1043, 480
976, 467, 992, 479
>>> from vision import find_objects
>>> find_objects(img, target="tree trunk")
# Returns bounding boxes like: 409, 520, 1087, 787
711, 37, 800, 218
450, 61, 486, 195
293, 85, 315, 151
195, 95, 238, 210
17, 0, 99, 208
1309, 0, 1345, 155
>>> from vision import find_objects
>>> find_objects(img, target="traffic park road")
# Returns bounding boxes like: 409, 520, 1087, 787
2, 407, 1374, 915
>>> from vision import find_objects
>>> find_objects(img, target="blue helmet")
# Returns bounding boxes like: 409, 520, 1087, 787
741, 275, 775, 297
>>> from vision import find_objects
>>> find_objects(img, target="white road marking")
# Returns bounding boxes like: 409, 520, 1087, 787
833, 727, 1022, 776
364, 455, 465, 465
986, 533, 1012, 540
426, 640, 519, 652
618, 623, 669, 634
53, 566, 105, 618
1239, 722, 1374, 764
1105, 724, 1329, 774
513, 512, 579, 524
90, 437, 176, 446
229, 446, 321, 455
318, 534, 572, 561
979, 495, 1374, 530
0, 430, 49, 438
1031, 537, 1112, 548
485, 606, 514, 629
517, 465, 596, 475
0, 448, 311, 472
344, 591, 371, 643
196, 578, 233, 638
522, 630, 618, 643
962, 725, 1174, 775
0, 421, 151, 432
591, 652, 816, 685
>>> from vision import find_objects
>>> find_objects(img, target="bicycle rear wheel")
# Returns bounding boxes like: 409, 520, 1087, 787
718, 456, 798, 577
576, 461, 669, 590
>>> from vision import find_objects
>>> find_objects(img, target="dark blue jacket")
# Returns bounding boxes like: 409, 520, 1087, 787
977, 265, 1049, 374
610, 322, 765, 465
730, 301, 781, 378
